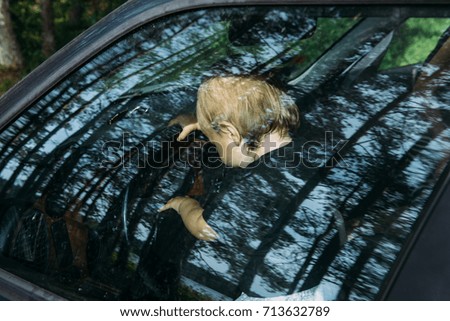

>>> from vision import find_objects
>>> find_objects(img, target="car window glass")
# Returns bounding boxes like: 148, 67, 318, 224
0, 5, 449, 300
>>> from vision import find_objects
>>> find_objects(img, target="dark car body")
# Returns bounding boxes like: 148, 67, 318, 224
0, 0, 449, 300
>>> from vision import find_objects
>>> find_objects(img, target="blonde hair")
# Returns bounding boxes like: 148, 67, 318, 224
196, 76, 299, 148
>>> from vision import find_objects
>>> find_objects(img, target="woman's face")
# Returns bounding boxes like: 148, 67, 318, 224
200, 125, 255, 168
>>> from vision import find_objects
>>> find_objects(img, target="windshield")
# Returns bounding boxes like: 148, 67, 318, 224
0, 5, 449, 300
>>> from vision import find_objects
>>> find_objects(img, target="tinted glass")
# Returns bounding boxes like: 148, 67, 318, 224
0, 5, 449, 300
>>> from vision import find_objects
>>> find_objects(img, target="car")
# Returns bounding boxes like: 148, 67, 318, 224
0, 0, 449, 301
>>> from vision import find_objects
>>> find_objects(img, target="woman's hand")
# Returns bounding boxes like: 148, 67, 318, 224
158, 196, 190, 213
159, 196, 218, 241
168, 114, 200, 141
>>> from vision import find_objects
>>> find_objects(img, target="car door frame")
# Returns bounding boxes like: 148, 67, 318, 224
0, 0, 448, 300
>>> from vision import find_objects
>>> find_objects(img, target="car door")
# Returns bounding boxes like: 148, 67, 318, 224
0, 0, 449, 300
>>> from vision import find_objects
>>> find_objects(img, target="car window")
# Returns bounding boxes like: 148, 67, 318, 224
0, 5, 449, 300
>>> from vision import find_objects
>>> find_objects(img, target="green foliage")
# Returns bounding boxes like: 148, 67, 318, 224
380, 18, 450, 70
0, 67, 22, 95
9, 0, 127, 73
0, 77, 17, 94
52, 0, 127, 50
9, 1, 44, 72
1, 0, 127, 94
285, 18, 359, 79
